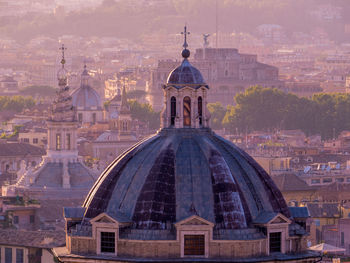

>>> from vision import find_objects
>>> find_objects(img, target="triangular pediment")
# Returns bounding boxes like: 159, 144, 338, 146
175, 215, 214, 227
90, 213, 118, 224
271, 216, 288, 224
268, 214, 291, 225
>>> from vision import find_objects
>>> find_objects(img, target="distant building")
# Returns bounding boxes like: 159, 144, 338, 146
2, 49, 97, 202
285, 81, 322, 98
0, 229, 65, 263
0, 142, 45, 180
92, 86, 138, 170
0, 76, 18, 94
0, 196, 40, 231
71, 65, 105, 125
18, 129, 47, 149
149, 48, 283, 110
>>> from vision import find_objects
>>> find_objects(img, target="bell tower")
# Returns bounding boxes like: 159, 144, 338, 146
161, 26, 211, 129
46, 44, 78, 163
118, 86, 133, 140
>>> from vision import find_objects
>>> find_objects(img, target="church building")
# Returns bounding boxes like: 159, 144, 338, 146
53, 28, 319, 263
2, 45, 97, 200
71, 65, 104, 125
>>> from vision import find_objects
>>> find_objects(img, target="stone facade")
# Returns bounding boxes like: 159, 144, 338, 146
57, 214, 316, 262
149, 48, 283, 111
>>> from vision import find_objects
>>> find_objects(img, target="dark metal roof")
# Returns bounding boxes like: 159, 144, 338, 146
166, 59, 207, 88
71, 85, 102, 110
83, 128, 290, 233
289, 206, 309, 218
0, 142, 45, 157
34, 162, 95, 188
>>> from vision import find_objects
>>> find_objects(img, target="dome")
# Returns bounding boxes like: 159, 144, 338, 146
71, 85, 102, 110
167, 59, 206, 87
83, 128, 290, 230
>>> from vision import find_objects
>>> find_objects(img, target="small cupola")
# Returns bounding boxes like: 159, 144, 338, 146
161, 26, 210, 129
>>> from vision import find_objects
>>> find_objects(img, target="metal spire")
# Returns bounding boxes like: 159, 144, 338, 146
181, 25, 190, 49
59, 44, 67, 69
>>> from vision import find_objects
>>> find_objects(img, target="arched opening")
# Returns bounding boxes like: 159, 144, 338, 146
170, 96, 176, 126
183, 96, 191, 127
198, 96, 203, 126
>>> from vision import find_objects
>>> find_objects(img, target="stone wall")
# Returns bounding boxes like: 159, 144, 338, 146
70, 236, 96, 254
117, 241, 180, 258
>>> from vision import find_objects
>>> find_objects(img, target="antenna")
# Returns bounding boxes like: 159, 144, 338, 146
215, 0, 218, 48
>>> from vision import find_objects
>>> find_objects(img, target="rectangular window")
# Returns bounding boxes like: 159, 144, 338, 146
347, 177, 350, 182
101, 232, 115, 253
184, 235, 205, 256
66, 134, 71, 150
315, 219, 320, 226
92, 113, 96, 124
78, 113, 83, 123
269, 232, 281, 253
336, 178, 344, 183
16, 249, 23, 263
311, 179, 320, 184
341, 232, 345, 246
323, 178, 332, 183
32, 138, 38, 144
13, 216, 19, 224
5, 247, 12, 263
56, 134, 61, 150
30, 215, 35, 224
23, 138, 29, 143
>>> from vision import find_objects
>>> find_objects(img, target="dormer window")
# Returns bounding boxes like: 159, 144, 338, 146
269, 232, 281, 253
101, 232, 115, 253
184, 234, 205, 256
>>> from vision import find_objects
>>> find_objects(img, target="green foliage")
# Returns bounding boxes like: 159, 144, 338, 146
20, 85, 56, 96
207, 102, 226, 130
128, 100, 160, 130
0, 96, 35, 113
2, 125, 23, 139
127, 90, 147, 100
223, 86, 350, 139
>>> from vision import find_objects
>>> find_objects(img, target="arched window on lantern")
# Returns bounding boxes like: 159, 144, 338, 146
183, 96, 191, 127
198, 96, 203, 126
171, 96, 176, 126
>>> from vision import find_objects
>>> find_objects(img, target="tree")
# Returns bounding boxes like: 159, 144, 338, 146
207, 102, 226, 130
128, 100, 160, 130
222, 86, 350, 139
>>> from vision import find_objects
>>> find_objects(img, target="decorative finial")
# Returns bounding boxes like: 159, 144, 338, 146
59, 44, 67, 68
181, 25, 190, 59
181, 25, 190, 49
57, 44, 68, 86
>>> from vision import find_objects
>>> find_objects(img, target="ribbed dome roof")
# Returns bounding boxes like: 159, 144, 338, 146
71, 85, 102, 110
167, 59, 206, 87
83, 128, 290, 230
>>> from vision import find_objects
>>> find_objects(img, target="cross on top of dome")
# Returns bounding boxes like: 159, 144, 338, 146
59, 44, 66, 68
57, 44, 68, 86
181, 25, 190, 59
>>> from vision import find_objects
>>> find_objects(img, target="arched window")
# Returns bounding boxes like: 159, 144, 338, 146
198, 96, 203, 126
183, 96, 191, 127
171, 96, 176, 126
